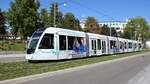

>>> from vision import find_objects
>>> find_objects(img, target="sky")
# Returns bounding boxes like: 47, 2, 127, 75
0, 0, 150, 24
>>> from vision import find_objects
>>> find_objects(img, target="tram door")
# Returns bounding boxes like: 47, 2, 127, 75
102, 40, 106, 54
91, 40, 97, 55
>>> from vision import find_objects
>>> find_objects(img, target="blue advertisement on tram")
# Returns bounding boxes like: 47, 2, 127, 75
71, 37, 86, 58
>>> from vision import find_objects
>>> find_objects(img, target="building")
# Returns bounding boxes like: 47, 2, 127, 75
99, 21, 127, 33
80, 20, 128, 33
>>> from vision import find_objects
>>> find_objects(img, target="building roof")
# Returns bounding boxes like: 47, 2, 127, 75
99, 21, 127, 23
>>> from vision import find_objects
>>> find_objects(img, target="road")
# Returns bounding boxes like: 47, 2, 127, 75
0, 54, 25, 63
16, 52, 150, 84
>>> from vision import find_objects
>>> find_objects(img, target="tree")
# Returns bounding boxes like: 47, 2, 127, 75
117, 31, 124, 38
100, 24, 110, 36
0, 8, 6, 35
40, 9, 51, 28
63, 12, 81, 31
123, 27, 133, 39
147, 27, 150, 40
74, 19, 82, 31
83, 17, 100, 34
56, 11, 64, 28
6, 0, 40, 39
123, 17, 149, 45
111, 27, 117, 37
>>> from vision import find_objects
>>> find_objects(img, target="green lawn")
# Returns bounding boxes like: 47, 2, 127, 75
9, 43, 26, 51
0, 42, 26, 51
0, 50, 149, 80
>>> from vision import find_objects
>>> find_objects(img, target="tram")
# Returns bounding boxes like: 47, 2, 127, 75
26, 27, 142, 61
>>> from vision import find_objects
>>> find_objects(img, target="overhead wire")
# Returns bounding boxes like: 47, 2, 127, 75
71, 0, 115, 20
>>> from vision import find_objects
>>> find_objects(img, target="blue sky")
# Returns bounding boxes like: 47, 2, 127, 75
0, 0, 150, 23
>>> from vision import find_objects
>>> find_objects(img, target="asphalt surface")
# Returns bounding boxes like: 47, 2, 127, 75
17, 52, 150, 84
0, 54, 25, 63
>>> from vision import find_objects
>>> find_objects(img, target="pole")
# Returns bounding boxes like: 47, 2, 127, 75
53, 3, 56, 27
53, 2, 66, 27
110, 27, 111, 36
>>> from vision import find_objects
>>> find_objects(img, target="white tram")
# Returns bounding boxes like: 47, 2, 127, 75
26, 27, 142, 61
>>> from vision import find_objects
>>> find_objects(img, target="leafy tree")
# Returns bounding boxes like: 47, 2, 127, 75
123, 27, 133, 39
123, 17, 149, 43
147, 27, 150, 40
117, 31, 124, 38
63, 12, 81, 31
0, 8, 6, 35
56, 11, 64, 28
111, 27, 117, 37
74, 19, 82, 31
100, 25, 117, 37
83, 17, 100, 34
100, 24, 110, 36
40, 9, 51, 28
6, 0, 40, 39
145, 25, 150, 41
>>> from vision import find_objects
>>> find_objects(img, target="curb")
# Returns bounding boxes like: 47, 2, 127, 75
0, 52, 149, 84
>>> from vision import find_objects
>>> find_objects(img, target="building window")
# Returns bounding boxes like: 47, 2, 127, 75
116, 27, 120, 30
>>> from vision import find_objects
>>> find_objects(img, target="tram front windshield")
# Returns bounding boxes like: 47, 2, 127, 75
27, 29, 45, 54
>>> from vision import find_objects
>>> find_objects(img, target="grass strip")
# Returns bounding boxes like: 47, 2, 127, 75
0, 50, 149, 80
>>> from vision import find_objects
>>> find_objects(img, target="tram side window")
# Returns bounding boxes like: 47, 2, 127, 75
125, 42, 127, 49
39, 34, 54, 49
129, 42, 132, 48
139, 43, 141, 48
59, 35, 66, 50
68, 36, 75, 50
102, 41, 106, 48
134, 43, 136, 49
120, 41, 122, 49
102, 41, 106, 53
110, 40, 116, 49
97, 39, 101, 50
92, 40, 94, 50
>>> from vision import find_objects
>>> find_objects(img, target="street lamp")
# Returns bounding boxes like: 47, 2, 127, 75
53, 2, 67, 27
